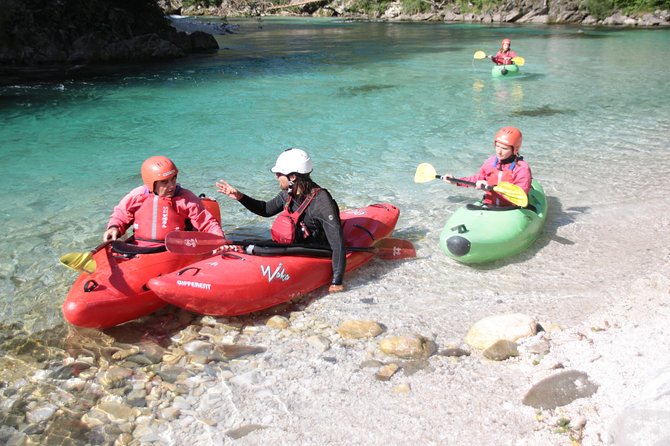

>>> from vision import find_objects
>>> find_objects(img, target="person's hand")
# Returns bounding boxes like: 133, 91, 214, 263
442, 174, 454, 183
212, 241, 242, 254
475, 180, 489, 190
215, 180, 243, 200
328, 284, 344, 293
103, 226, 120, 242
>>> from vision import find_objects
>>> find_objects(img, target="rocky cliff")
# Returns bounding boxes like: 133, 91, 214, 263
0, 0, 219, 82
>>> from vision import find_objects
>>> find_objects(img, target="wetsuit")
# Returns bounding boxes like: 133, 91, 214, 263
239, 188, 346, 286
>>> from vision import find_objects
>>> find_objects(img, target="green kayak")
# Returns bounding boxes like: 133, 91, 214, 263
492, 64, 520, 78
439, 180, 547, 264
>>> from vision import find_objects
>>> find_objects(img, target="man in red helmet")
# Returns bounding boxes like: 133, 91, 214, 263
490, 38, 518, 66
443, 127, 532, 207
103, 156, 223, 246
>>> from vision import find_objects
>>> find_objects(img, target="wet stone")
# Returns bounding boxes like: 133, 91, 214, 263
49, 361, 92, 379
219, 344, 266, 359
155, 365, 190, 384
307, 335, 331, 353
100, 366, 133, 389
465, 313, 538, 350
337, 320, 383, 339
523, 335, 551, 355
26, 403, 58, 424
400, 359, 433, 376
483, 340, 519, 361
393, 383, 411, 394
379, 335, 437, 359
523, 370, 599, 409
126, 389, 147, 407
227, 424, 266, 439
438, 347, 471, 357
376, 363, 399, 381
267, 315, 290, 329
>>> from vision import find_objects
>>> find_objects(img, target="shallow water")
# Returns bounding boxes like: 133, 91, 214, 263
0, 18, 668, 336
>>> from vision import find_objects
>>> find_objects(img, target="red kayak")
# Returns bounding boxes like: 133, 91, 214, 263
148, 203, 402, 316
62, 196, 222, 329
61, 242, 218, 329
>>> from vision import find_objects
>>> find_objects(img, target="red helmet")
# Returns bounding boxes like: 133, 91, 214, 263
502, 38, 511, 46
494, 127, 522, 154
141, 156, 178, 192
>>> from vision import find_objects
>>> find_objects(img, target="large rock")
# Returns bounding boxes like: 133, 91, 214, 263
523, 370, 598, 409
0, 0, 218, 82
465, 313, 538, 350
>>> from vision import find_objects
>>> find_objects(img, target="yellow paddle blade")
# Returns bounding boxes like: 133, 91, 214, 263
511, 56, 525, 66
492, 182, 529, 207
473, 50, 486, 60
414, 163, 438, 183
59, 252, 96, 274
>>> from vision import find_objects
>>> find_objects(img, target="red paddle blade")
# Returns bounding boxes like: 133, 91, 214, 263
373, 238, 416, 260
165, 231, 226, 255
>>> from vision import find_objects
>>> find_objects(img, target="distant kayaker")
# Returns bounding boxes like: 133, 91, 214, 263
489, 38, 517, 66
443, 127, 532, 207
216, 148, 346, 293
103, 156, 224, 245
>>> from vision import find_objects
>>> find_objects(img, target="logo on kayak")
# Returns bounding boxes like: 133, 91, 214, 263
176, 280, 212, 291
343, 209, 366, 215
261, 263, 290, 282
183, 237, 198, 248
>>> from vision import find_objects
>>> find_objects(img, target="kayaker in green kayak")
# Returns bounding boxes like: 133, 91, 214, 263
489, 38, 518, 66
442, 126, 532, 207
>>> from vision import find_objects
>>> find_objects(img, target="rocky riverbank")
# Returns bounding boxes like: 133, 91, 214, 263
169, 0, 670, 27
0, 0, 220, 84
1, 269, 669, 444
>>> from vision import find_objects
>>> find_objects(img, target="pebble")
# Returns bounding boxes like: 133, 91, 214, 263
337, 320, 383, 339
379, 335, 437, 359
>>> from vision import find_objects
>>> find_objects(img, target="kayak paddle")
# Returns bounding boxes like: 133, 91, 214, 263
165, 231, 416, 260
473, 50, 525, 66
59, 240, 112, 274
414, 162, 529, 207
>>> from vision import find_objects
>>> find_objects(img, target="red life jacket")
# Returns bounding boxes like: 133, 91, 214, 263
133, 194, 186, 243
484, 158, 517, 206
271, 189, 320, 244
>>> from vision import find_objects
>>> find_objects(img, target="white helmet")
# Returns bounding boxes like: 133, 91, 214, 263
271, 148, 313, 175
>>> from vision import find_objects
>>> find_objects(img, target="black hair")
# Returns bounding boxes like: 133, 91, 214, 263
291, 173, 319, 196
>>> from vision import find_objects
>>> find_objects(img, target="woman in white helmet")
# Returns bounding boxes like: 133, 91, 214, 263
216, 148, 345, 293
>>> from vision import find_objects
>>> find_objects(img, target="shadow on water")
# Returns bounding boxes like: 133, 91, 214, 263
467, 195, 589, 270
510, 104, 576, 117
336, 84, 396, 97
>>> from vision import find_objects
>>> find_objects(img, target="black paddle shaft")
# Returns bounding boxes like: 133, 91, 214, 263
446, 177, 493, 191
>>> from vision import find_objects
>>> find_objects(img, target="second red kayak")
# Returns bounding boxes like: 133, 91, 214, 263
148, 203, 401, 316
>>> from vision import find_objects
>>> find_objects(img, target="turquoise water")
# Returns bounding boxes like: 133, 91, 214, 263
1, 19, 669, 331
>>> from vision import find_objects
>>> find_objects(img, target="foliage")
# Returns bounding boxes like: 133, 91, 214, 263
454, 0, 503, 13
612, 0, 670, 13
181, 0, 670, 15
346, 0, 392, 15
583, 0, 615, 18
401, 0, 431, 14
182, 0, 224, 7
